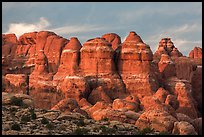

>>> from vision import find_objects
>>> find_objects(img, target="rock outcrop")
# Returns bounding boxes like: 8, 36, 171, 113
189, 47, 202, 59
153, 38, 182, 61
80, 37, 127, 99
53, 37, 82, 84
2, 31, 202, 135
101, 33, 121, 50
117, 31, 159, 97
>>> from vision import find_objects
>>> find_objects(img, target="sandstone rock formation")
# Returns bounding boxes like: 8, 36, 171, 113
53, 37, 82, 84
117, 31, 159, 97
2, 31, 202, 135
101, 33, 121, 50
158, 54, 176, 79
153, 38, 182, 61
135, 109, 177, 133
80, 37, 127, 99
189, 47, 202, 59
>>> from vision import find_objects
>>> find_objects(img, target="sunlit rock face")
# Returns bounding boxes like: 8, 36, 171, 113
117, 31, 159, 97
79, 37, 127, 100
189, 47, 202, 59
153, 38, 183, 61
2, 31, 202, 135
101, 33, 121, 50
53, 37, 82, 84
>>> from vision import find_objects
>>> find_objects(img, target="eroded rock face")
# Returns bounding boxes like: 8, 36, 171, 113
4, 74, 28, 94
153, 38, 182, 61
80, 37, 116, 76
80, 37, 127, 99
59, 76, 91, 101
173, 57, 197, 81
117, 31, 159, 97
189, 47, 202, 59
2, 31, 202, 133
158, 54, 176, 79
101, 33, 121, 50
53, 37, 81, 84
190, 66, 202, 115
164, 77, 198, 119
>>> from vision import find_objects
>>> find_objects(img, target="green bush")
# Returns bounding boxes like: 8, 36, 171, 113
9, 107, 17, 112
136, 127, 154, 135
11, 123, 21, 131
10, 96, 23, 106
99, 125, 117, 134
41, 117, 49, 124
74, 119, 85, 126
29, 108, 37, 119
21, 115, 31, 123
46, 123, 55, 130
72, 128, 89, 135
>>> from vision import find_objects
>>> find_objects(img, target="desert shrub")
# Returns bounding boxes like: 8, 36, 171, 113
41, 117, 49, 124
72, 127, 89, 135
74, 119, 85, 126
11, 123, 21, 131
102, 117, 109, 121
21, 114, 31, 123
46, 123, 55, 130
136, 127, 154, 135
29, 108, 37, 119
9, 107, 17, 112
10, 96, 23, 106
99, 125, 117, 134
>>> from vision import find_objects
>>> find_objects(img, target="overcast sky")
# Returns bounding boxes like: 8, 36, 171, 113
2, 2, 202, 56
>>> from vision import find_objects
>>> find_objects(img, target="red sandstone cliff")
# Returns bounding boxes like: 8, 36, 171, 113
2, 31, 202, 135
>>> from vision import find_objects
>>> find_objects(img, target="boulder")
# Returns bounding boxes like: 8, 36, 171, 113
176, 113, 193, 125
51, 98, 80, 112
172, 121, 197, 135
87, 86, 112, 105
192, 118, 202, 135
135, 109, 177, 132
153, 87, 169, 103
112, 98, 138, 112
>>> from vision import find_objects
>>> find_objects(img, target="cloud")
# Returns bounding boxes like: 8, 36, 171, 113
49, 24, 107, 35
5, 17, 50, 37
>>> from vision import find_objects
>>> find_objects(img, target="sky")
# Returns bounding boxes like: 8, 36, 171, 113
2, 2, 202, 56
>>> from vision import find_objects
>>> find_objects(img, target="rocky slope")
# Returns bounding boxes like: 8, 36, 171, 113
2, 31, 202, 135
2, 92, 171, 135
